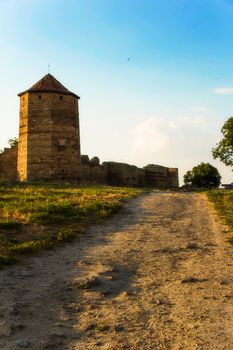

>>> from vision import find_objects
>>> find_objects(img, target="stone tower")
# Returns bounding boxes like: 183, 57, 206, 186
17, 74, 81, 181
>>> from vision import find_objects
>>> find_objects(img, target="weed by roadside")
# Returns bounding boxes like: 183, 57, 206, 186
207, 190, 233, 244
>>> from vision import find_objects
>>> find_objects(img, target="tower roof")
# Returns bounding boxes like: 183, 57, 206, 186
18, 73, 80, 98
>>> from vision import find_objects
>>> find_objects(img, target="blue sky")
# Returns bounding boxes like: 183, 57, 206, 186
1, 0, 233, 184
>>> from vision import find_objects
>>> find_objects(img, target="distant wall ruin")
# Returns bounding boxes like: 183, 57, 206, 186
80, 155, 179, 188
144, 164, 179, 188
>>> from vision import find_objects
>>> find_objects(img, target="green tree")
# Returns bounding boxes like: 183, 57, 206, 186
212, 117, 233, 167
0, 137, 18, 154
183, 162, 221, 188
8, 137, 18, 147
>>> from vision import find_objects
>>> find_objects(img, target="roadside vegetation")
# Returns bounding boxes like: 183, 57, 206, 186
212, 116, 233, 168
183, 162, 221, 189
0, 183, 145, 266
207, 190, 233, 244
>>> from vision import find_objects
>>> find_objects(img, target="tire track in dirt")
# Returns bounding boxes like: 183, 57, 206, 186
0, 191, 233, 349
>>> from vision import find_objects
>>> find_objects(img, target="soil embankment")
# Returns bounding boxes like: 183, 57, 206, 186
0, 191, 233, 349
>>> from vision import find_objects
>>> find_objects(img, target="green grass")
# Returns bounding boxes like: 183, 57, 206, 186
207, 190, 233, 244
0, 183, 145, 265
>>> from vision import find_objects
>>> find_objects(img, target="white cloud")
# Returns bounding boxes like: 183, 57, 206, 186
128, 115, 216, 183
214, 87, 233, 95
130, 115, 208, 161
131, 118, 169, 152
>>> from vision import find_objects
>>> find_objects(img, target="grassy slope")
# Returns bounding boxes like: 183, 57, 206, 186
207, 190, 233, 244
0, 183, 145, 265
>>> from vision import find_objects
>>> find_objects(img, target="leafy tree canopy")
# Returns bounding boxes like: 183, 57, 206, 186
183, 162, 221, 188
0, 137, 18, 154
212, 117, 233, 167
8, 137, 18, 147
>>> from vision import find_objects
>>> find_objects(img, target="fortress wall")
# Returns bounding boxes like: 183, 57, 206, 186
89, 165, 107, 184
17, 92, 29, 181
0, 149, 179, 188
80, 157, 144, 187
80, 164, 107, 184
80, 156, 107, 184
102, 161, 145, 187
79, 156, 179, 188
144, 164, 179, 188
0, 146, 18, 181
167, 168, 179, 188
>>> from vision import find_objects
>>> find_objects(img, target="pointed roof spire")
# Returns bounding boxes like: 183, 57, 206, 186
18, 73, 80, 98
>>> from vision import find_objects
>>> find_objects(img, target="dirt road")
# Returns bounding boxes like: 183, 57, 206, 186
0, 191, 233, 350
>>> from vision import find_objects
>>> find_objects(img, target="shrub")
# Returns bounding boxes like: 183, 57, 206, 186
184, 163, 221, 189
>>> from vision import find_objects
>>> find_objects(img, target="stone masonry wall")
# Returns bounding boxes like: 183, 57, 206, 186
80, 156, 107, 184
144, 164, 179, 188
80, 156, 178, 188
167, 168, 179, 188
17, 92, 28, 180
102, 161, 145, 187
0, 146, 18, 181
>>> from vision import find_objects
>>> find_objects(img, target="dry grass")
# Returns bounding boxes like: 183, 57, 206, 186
0, 183, 146, 265
207, 189, 233, 244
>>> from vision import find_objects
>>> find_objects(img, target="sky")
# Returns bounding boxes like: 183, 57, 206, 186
1, 0, 233, 184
